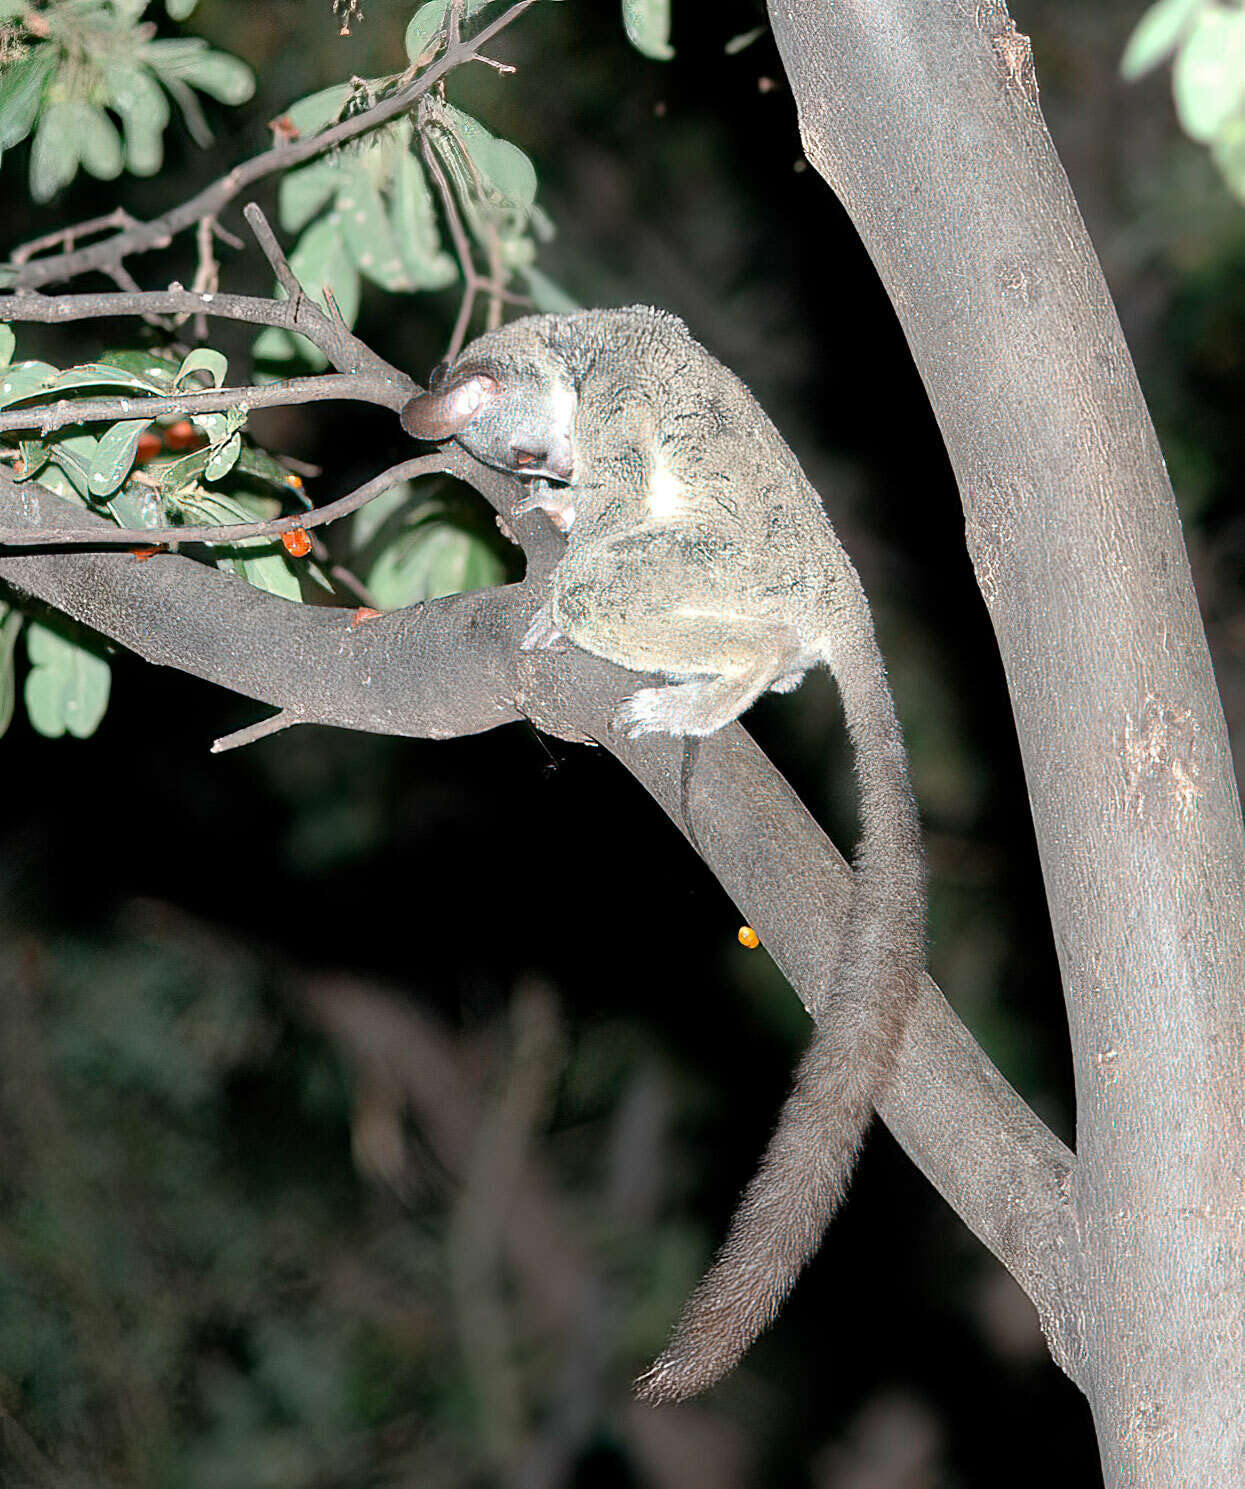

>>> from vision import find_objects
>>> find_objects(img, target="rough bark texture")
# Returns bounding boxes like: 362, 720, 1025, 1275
766, 0, 1245, 1482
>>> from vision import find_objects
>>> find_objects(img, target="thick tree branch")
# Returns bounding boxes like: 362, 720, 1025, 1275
767, 0, 1245, 1475
0, 467, 524, 740
0, 442, 1077, 1364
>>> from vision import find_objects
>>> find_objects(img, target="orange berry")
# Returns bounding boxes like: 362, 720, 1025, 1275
281, 527, 312, 558
135, 431, 163, 463
738, 926, 760, 949
163, 420, 202, 451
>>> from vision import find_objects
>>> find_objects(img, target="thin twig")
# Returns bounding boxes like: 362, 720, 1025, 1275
242, 203, 301, 302
0, 286, 413, 391
10, 209, 144, 267
5, 0, 541, 292
0, 373, 379, 436
420, 131, 482, 356
0, 454, 443, 549
211, 709, 303, 753
418, 103, 525, 353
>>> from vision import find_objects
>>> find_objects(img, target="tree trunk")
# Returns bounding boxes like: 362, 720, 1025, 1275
767, 1, 1245, 1482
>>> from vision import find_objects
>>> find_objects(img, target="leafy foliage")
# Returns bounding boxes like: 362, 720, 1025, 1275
352, 479, 508, 607
0, 329, 513, 739
0, 342, 311, 737
622, 0, 674, 61
0, 0, 254, 200
1122, 0, 1245, 201
253, 114, 459, 371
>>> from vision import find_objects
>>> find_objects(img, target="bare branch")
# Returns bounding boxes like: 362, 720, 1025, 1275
0, 373, 385, 437
0, 285, 411, 393
242, 203, 302, 302
211, 709, 303, 753
4, 0, 541, 292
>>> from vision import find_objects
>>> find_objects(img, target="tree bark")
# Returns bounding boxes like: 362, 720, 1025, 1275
767, 0, 1245, 1482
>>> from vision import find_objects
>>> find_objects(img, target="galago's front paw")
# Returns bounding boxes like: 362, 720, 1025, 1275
513, 481, 576, 533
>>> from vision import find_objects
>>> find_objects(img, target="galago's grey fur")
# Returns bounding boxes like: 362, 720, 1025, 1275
402, 306, 926, 1403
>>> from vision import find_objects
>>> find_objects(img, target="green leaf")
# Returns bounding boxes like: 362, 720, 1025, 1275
293, 213, 360, 321
121, 108, 165, 175
107, 481, 164, 530
101, 57, 172, 130
177, 51, 256, 106
366, 508, 505, 607
78, 104, 124, 181
405, 0, 449, 62
39, 362, 171, 397
17, 439, 49, 480
155, 443, 213, 494
99, 59, 169, 176
29, 99, 82, 203
0, 46, 55, 152
283, 83, 352, 138
404, 0, 497, 63
278, 157, 344, 234
518, 264, 579, 314
1121, 0, 1204, 81
140, 37, 212, 72
1211, 111, 1245, 199
0, 360, 57, 407
439, 104, 538, 211
351, 478, 414, 550
0, 325, 14, 370
163, 72, 213, 148
483, 135, 538, 211
98, 348, 178, 383
174, 347, 228, 389
234, 444, 306, 493
0, 602, 22, 738
87, 418, 150, 496
392, 149, 457, 289
178, 489, 302, 600
24, 621, 111, 739
1173, 6, 1245, 141
337, 175, 412, 291
46, 432, 101, 496
204, 431, 241, 480
622, 0, 674, 60
32, 463, 87, 504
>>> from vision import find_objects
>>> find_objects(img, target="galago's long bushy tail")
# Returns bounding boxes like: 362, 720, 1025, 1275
634, 628, 926, 1405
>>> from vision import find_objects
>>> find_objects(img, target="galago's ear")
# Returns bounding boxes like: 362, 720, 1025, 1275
401, 368, 498, 441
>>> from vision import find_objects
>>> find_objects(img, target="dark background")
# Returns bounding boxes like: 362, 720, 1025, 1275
3, 1, 1243, 1484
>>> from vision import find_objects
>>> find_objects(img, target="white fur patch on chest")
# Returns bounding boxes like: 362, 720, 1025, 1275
646, 451, 688, 520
